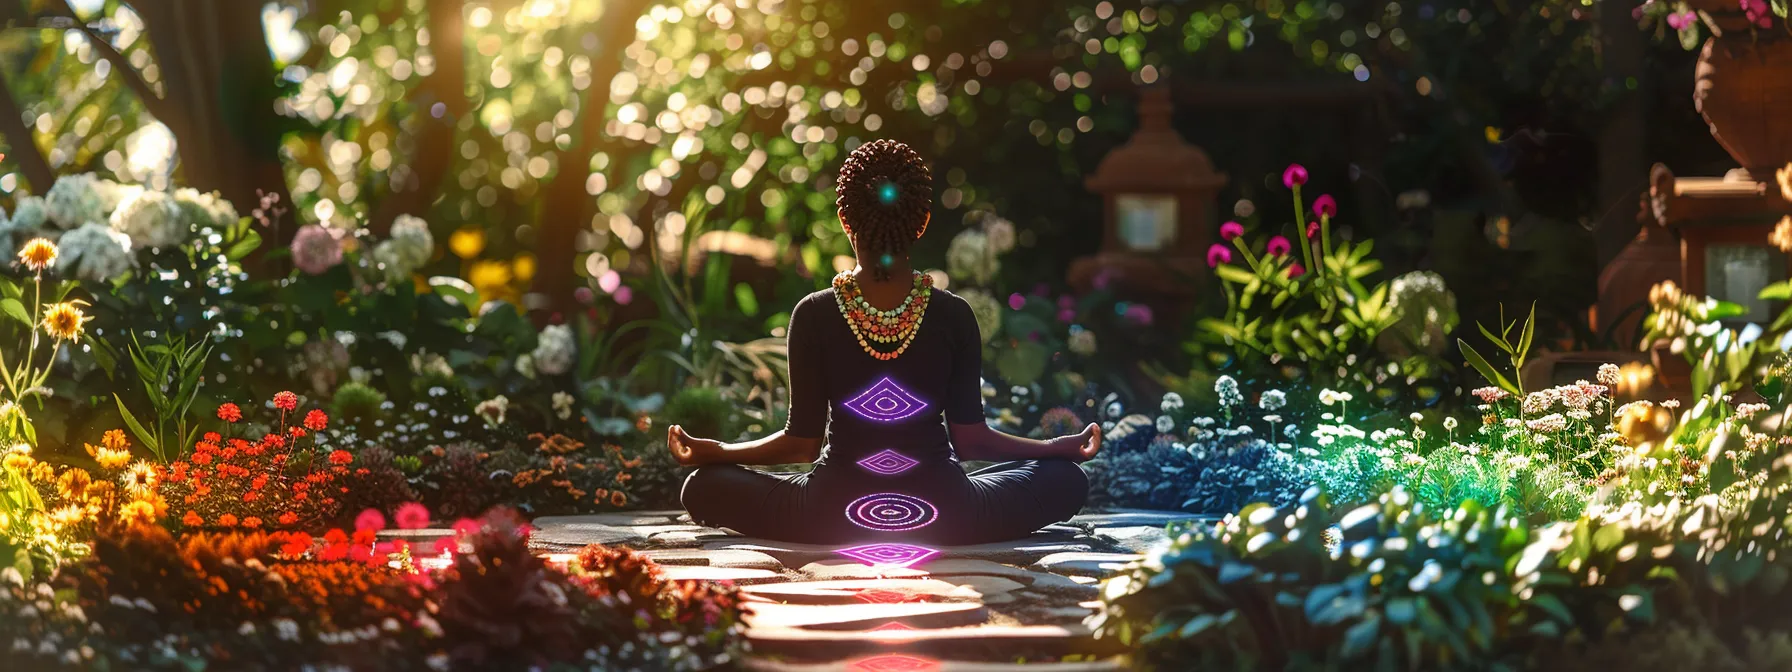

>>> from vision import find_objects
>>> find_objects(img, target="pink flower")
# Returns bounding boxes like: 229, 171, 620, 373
432, 537, 458, 556
1008, 293, 1026, 310
1287, 262, 1306, 278
395, 502, 431, 530
451, 517, 481, 537
1306, 222, 1321, 239
614, 285, 633, 305
1057, 295, 1074, 309
1266, 236, 1292, 257
597, 269, 621, 294
1057, 308, 1076, 323
290, 224, 343, 275
1206, 244, 1232, 268
1312, 195, 1337, 219
1219, 221, 1245, 240
355, 508, 386, 532
1092, 269, 1116, 291
1282, 164, 1309, 189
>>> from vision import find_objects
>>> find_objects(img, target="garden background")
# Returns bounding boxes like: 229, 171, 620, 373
3, 0, 1792, 670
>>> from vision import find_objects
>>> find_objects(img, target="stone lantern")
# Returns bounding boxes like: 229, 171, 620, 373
1068, 86, 1227, 306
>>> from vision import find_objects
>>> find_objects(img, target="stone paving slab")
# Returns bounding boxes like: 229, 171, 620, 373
1029, 552, 1142, 579
641, 548, 784, 570
1069, 509, 1213, 529
744, 579, 979, 605
743, 657, 1128, 671
744, 601, 989, 630
799, 559, 932, 581
660, 565, 787, 584
744, 624, 1122, 659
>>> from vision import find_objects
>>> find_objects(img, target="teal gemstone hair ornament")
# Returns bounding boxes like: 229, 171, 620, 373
876, 181, 899, 205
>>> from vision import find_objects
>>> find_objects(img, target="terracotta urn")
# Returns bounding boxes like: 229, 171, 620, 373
1690, 2, 1792, 180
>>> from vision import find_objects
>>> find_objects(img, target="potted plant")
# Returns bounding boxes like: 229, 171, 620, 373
1637, 0, 1792, 180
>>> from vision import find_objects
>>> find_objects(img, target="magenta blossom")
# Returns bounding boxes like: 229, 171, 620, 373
1312, 194, 1338, 219
1219, 221, 1245, 240
355, 508, 387, 532
1283, 164, 1309, 189
1207, 243, 1233, 268
1057, 295, 1074, 309
613, 285, 634, 305
1057, 308, 1076, 323
1008, 293, 1026, 310
1306, 222, 1321, 239
1666, 11, 1693, 29
451, 517, 481, 538
290, 224, 343, 275
1266, 235, 1293, 257
395, 502, 431, 530
1287, 262, 1307, 278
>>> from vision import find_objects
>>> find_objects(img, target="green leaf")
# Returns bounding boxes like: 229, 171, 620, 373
1214, 264, 1258, 285
0, 298, 29, 328
1176, 613, 1218, 638
1760, 281, 1792, 301
1477, 322, 1515, 356
1340, 615, 1381, 659
1517, 302, 1536, 360
1458, 339, 1517, 394
733, 283, 760, 317
1592, 524, 1625, 552
115, 394, 161, 462
1529, 593, 1574, 624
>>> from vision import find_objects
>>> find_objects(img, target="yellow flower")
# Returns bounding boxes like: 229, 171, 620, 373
450, 228, 486, 259
88, 444, 131, 471
30, 462, 54, 483
49, 505, 84, 527
120, 460, 158, 497
17, 237, 57, 272
1774, 216, 1792, 254
118, 499, 157, 527
40, 300, 92, 343
512, 253, 536, 283
2, 453, 32, 473
102, 429, 130, 451
57, 468, 91, 500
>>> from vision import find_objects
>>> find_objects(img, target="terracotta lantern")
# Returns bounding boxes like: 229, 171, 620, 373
1647, 163, 1792, 325
1069, 86, 1227, 304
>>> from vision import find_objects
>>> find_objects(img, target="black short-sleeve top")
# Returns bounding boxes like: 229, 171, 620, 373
782, 286, 984, 465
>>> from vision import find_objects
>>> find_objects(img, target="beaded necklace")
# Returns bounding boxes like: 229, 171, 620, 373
833, 270, 932, 361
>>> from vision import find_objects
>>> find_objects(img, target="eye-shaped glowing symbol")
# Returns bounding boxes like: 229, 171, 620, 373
843, 377, 928, 423
857, 449, 920, 476
836, 542, 940, 569
854, 589, 917, 604
848, 654, 940, 672
846, 493, 939, 532
868, 622, 916, 632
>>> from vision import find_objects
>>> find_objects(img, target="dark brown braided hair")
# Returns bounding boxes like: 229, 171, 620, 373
834, 139, 932, 281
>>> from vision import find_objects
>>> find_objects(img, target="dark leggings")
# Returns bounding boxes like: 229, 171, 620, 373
681, 459, 1089, 546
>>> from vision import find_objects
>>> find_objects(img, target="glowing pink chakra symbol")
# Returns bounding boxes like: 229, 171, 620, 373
847, 654, 940, 672
857, 449, 920, 476
836, 542, 941, 569
844, 377, 928, 423
846, 493, 939, 532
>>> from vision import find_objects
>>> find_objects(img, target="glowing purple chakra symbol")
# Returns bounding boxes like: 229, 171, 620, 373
835, 542, 941, 569
858, 449, 920, 476
846, 493, 939, 532
844, 377, 928, 423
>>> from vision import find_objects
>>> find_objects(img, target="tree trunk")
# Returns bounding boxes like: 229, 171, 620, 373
0, 65, 54, 191
528, 0, 656, 322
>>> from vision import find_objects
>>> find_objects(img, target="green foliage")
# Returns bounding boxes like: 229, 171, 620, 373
1457, 302, 1535, 397
105, 333, 210, 463
330, 381, 388, 424
660, 386, 736, 442
1644, 281, 1781, 396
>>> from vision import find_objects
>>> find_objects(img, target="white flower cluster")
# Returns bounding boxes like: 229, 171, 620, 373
1067, 325, 1096, 355
110, 189, 187, 250
54, 222, 136, 283
1214, 375, 1243, 408
532, 324, 576, 376
172, 188, 239, 230
946, 228, 999, 286
1259, 389, 1286, 412
43, 173, 109, 229
375, 214, 435, 281
958, 289, 1002, 343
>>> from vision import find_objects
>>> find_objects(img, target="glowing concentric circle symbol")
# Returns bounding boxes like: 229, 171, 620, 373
843, 377, 928, 422
857, 449, 920, 476
845, 493, 938, 532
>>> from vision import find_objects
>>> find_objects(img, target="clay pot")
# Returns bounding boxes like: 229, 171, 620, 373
1692, 28, 1792, 180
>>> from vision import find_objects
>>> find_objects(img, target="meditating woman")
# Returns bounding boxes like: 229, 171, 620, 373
671, 139, 1099, 547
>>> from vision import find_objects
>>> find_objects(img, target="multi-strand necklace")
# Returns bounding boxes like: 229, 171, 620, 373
833, 270, 932, 361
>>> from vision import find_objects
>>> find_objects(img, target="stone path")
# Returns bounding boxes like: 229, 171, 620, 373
513, 508, 1216, 669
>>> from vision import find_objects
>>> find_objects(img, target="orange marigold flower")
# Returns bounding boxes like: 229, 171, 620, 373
217, 513, 239, 527
17, 237, 57, 272
242, 516, 262, 529
279, 511, 299, 526
273, 391, 298, 411
102, 429, 130, 451
217, 403, 242, 423
328, 450, 354, 466
204, 431, 221, 443
304, 409, 328, 431
610, 491, 627, 507
119, 499, 157, 527
39, 301, 92, 342
182, 510, 204, 527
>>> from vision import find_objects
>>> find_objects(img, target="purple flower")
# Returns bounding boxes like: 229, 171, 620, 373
1207, 243, 1232, 268
1287, 262, 1306, 278
1093, 269, 1116, 291
290, 224, 343, 275
1282, 164, 1309, 189
614, 285, 634, 305
1266, 235, 1292, 257
1057, 308, 1076, 323
1057, 295, 1074, 309
1008, 293, 1026, 310
1219, 221, 1245, 240
1312, 194, 1338, 219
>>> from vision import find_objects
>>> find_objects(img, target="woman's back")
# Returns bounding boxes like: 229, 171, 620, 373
783, 284, 984, 467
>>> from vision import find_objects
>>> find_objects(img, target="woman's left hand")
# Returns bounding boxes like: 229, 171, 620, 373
668, 425, 724, 466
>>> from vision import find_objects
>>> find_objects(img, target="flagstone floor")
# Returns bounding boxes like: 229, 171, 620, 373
524, 509, 1214, 670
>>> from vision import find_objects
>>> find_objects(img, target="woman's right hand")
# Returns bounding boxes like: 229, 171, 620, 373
668, 425, 723, 466
1049, 423, 1102, 462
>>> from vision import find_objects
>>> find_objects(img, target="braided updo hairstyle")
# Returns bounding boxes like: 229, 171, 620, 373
834, 139, 932, 281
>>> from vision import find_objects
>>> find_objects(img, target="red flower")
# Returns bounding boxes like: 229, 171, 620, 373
329, 450, 353, 466
280, 532, 312, 557
304, 409, 328, 431
204, 432, 221, 443
273, 391, 298, 411
324, 529, 348, 545
320, 543, 348, 562
394, 502, 431, 530
1282, 163, 1309, 188
218, 513, 239, 528
279, 511, 299, 526
290, 428, 307, 438
1288, 262, 1307, 278
216, 403, 242, 423
355, 508, 386, 532
1266, 236, 1292, 257
352, 528, 378, 546
242, 516, 263, 529
1306, 222, 1321, 239
182, 510, 203, 527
